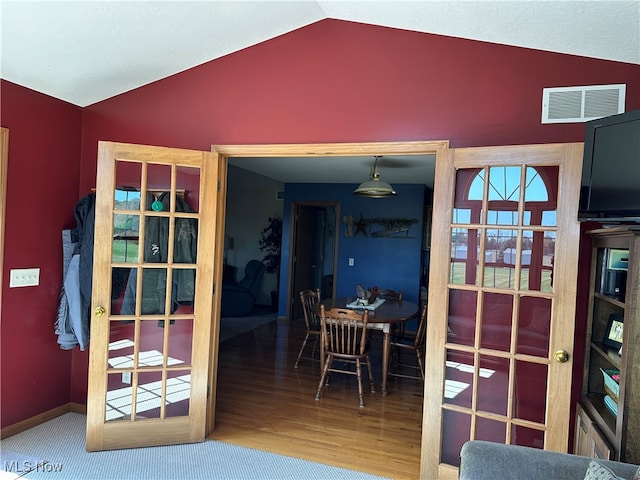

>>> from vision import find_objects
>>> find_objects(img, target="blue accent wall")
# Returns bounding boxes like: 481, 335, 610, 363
279, 183, 425, 317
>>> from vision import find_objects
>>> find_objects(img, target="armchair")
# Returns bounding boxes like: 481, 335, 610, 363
221, 259, 266, 317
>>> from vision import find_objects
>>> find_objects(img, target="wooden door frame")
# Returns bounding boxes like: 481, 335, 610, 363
208, 140, 449, 445
0, 128, 8, 318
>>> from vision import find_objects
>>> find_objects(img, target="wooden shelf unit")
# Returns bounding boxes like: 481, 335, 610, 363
576, 225, 640, 463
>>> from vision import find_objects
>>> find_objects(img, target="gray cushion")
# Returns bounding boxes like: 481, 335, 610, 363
584, 460, 624, 480
459, 441, 639, 480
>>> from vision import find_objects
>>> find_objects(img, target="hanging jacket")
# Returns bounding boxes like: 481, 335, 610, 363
55, 193, 95, 350
121, 192, 198, 315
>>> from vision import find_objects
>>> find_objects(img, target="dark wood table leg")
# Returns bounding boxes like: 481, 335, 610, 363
382, 330, 390, 396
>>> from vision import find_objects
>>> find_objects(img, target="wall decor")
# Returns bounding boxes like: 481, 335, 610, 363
344, 214, 418, 238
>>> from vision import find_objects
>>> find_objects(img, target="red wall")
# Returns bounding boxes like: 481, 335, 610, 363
2, 19, 639, 427
78, 20, 640, 191
0, 80, 83, 427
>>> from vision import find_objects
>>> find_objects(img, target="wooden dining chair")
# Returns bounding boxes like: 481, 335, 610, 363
315, 305, 376, 407
388, 303, 427, 381
294, 289, 322, 369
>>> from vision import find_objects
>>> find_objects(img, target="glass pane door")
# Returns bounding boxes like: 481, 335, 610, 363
422, 144, 582, 478
87, 142, 219, 451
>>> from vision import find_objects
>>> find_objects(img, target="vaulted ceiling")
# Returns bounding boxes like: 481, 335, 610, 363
2, 1, 638, 108
2, 1, 638, 187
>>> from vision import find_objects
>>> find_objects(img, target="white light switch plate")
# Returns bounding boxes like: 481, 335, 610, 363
9, 268, 40, 287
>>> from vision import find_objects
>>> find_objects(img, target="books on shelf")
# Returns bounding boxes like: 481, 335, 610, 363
604, 394, 618, 417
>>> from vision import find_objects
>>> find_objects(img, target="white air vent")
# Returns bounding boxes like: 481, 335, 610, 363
542, 84, 626, 123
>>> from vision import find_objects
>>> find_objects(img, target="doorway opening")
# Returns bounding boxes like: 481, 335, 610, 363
209, 140, 449, 471
290, 202, 339, 319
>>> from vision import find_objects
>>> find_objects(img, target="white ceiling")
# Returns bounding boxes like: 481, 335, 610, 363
2, 1, 638, 187
2, 1, 638, 108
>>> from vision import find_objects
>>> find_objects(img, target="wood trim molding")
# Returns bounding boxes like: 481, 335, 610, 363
211, 140, 450, 157
0, 403, 86, 439
0, 127, 8, 318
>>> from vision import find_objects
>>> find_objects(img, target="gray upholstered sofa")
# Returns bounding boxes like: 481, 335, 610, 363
459, 440, 639, 480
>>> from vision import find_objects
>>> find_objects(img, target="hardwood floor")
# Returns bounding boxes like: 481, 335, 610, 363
209, 317, 423, 479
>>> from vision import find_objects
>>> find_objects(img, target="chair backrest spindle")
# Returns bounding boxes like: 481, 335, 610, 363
320, 306, 369, 356
299, 289, 322, 331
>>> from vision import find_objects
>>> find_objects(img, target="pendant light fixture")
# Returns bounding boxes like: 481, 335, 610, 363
353, 156, 397, 198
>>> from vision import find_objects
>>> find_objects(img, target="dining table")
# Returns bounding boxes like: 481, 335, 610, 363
317, 296, 420, 396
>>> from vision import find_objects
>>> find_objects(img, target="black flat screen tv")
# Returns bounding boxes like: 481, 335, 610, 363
579, 109, 640, 223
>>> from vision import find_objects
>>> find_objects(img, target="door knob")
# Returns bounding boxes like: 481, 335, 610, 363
94, 306, 106, 317
554, 349, 569, 363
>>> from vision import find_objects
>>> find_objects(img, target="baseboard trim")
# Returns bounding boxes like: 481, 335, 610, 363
1, 402, 86, 439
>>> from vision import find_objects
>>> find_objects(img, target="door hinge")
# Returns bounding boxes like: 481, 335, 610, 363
207, 385, 211, 398
217, 180, 220, 192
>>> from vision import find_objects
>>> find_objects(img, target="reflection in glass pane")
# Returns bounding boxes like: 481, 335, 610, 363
108, 320, 136, 369
520, 230, 555, 292
453, 168, 484, 225
511, 425, 545, 449
441, 409, 471, 467
139, 320, 168, 367
450, 228, 481, 286
524, 166, 558, 227
514, 361, 547, 424
176, 166, 201, 213
173, 216, 198, 264
486, 165, 521, 226
517, 297, 551, 357
135, 268, 168, 315
448, 289, 477, 346
475, 417, 506, 444
136, 370, 163, 419
172, 268, 196, 314
165, 370, 191, 418
113, 213, 139, 263
480, 292, 513, 351
143, 214, 169, 263
488, 166, 521, 202
115, 162, 142, 203
167, 320, 194, 365
524, 167, 548, 201
147, 163, 171, 195
484, 229, 517, 289
111, 268, 133, 315
114, 188, 141, 211
540, 211, 556, 227
487, 209, 518, 226
477, 355, 509, 415
444, 350, 474, 408
106, 372, 133, 422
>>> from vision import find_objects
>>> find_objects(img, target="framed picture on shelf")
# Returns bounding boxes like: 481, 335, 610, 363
603, 313, 624, 350
607, 249, 629, 270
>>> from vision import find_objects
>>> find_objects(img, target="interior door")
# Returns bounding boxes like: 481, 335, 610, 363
421, 143, 583, 478
86, 141, 220, 451
290, 203, 337, 318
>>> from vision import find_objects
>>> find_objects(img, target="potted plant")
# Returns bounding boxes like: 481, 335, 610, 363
258, 216, 283, 307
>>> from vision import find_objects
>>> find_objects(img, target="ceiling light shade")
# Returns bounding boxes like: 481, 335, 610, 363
353, 156, 397, 198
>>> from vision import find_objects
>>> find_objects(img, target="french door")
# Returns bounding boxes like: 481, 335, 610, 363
86, 142, 220, 451
421, 143, 583, 478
